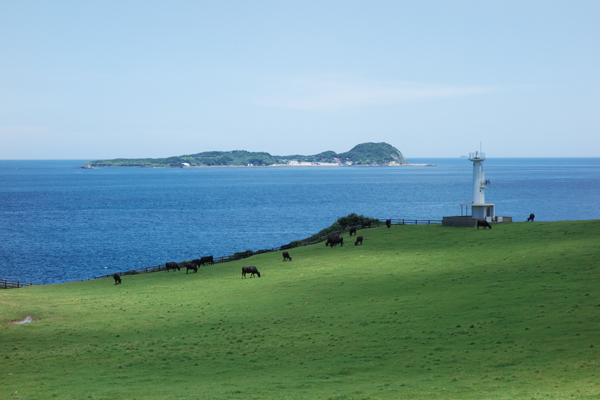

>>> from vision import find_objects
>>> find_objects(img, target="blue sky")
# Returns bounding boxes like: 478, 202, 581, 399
1, 1, 598, 159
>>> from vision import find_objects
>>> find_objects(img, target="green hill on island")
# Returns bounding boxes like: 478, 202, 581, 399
84, 142, 408, 167
2, 219, 599, 399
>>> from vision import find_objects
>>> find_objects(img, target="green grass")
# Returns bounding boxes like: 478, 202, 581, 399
2, 220, 599, 399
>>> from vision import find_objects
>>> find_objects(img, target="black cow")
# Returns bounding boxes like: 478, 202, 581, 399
242, 266, 261, 278
355, 235, 363, 245
165, 262, 180, 272
113, 273, 121, 284
527, 213, 535, 222
325, 233, 340, 247
361, 220, 371, 228
330, 236, 344, 247
199, 256, 214, 266
349, 227, 357, 236
186, 263, 198, 274
283, 251, 292, 261
476, 219, 492, 230
386, 219, 392, 228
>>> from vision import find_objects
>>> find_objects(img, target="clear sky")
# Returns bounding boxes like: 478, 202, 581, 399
1, 1, 598, 159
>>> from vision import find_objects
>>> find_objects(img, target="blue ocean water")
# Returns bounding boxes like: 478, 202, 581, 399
1, 158, 599, 284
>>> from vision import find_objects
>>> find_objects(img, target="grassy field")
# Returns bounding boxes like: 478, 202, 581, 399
1, 220, 599, 399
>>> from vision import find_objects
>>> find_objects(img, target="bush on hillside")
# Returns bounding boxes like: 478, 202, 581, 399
282, 213, 378, 248
335, 213, 377, 229
316, 213, 378, 234
233, 250, 254, 260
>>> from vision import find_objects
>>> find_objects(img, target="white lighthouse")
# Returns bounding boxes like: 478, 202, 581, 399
442, 148, 511, 227
462, 150, 495, 220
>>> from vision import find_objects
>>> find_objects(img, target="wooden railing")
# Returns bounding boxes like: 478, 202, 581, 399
5, 218, 442, 286
102, 218, 442, 278
0, 279, 39, 289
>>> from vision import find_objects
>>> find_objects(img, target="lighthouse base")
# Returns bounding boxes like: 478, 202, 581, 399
460, 203, 496, 219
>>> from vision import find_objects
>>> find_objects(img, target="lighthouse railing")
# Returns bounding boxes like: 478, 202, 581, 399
468, 151, 486, 161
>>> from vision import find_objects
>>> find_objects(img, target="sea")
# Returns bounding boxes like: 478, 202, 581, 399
1, 158, 599, 284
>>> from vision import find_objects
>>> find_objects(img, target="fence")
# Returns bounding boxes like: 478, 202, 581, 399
263, 218, 442, 250
4, 218, 442, 287
101, 218, 441, 278
1, 279, 39, 289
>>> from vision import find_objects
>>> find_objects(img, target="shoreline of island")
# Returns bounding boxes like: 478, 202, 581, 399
82, 163, 436, 169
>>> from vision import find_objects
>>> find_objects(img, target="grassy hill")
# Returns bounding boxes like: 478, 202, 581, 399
1, 220, 599, 399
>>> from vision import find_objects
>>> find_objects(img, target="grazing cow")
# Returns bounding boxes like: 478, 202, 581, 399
199, 256, 214, 266
113, 273, 121, 284
325, 233, 340, 247
282, 251, 292, 261
190, 259, 203, 267
527, 213, 535, 222
361, 220, 371, 228
186, 263, 198, 274
355, 235, 363, 246
386, 219, 392, 228
242, 266, 261, 278
476, 219, 492, 230
349, 227, 357, 236
165, 262, 180, 272
330, 236, 344, 247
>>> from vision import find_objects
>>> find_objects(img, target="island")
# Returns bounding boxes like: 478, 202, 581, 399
83, 142, 435, 168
